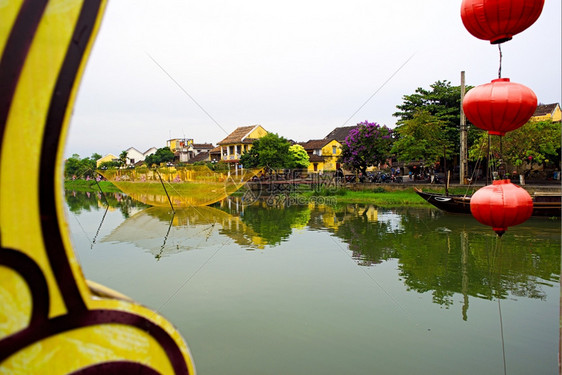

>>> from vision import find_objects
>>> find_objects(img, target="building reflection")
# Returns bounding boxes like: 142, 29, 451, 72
67, 191, 560, 320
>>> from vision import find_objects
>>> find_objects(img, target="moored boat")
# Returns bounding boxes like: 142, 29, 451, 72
414, 188, 561, 217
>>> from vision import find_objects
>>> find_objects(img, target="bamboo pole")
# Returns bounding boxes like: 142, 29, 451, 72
460, 71, 468, 185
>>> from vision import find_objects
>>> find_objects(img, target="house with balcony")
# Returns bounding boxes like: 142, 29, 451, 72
217, 125, 268, 168
299, 138, 342, 172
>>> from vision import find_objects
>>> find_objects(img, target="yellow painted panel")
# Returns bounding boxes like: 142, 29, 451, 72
0, 266, 32, 339
0, 324, 174, 374
0, 0, 24, 54
0, 0, 196, 373
0, 0, 85, 319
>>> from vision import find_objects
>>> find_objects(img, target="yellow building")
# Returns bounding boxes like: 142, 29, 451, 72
95, 153, 118, 167
166, 138, 193, 152
217, 125, 268, 168
531, 103, 561, 122
300, 139, 342, 172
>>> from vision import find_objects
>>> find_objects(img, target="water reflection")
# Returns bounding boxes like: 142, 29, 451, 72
219, 199, 312, 246
326, 204, 559, 318
65, 191, 560, 318
102, 206, 237, 258
65, 189, 148, 218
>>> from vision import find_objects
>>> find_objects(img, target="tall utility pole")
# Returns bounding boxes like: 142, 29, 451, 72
460, 71, 468, 185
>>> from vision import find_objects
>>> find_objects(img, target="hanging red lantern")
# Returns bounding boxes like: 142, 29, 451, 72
470, 179, 533, 236
462, 78, 537, 136
460, 0, 545, 44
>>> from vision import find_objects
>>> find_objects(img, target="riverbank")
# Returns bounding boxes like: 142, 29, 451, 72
64, 179, 122, 192
64, 180, 560, 207
299, 185, 482, 206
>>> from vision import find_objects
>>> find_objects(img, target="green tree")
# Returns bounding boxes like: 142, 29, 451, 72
98, 160, 120, 169
469, 120, 561, 174
239, 133, 292, 168
145, 147, 175, 167
391, 110, 454, 165
288, 144, 310, 169
393, 80, 478, 153
119, 150, 128, 166
64, 154, 98, 178
238, 203, 311, 246
338, 121, 393, 174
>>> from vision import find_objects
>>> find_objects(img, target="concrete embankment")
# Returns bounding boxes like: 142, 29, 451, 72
346, 181, 561, 194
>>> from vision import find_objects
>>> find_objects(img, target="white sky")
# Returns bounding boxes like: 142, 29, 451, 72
66, 0, 561, 158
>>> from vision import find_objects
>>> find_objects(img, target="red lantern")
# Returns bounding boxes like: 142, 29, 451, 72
461, 0, 545, 44
470, 179, 533, 236
462, 78, 537, 136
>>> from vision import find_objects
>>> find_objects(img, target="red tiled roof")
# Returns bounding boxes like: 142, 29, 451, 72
193, 143, 214, 149
309, 155, 325, 163
300, 139, 332, 150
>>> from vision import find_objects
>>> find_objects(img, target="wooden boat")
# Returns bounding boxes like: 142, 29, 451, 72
414, 188, 561, 217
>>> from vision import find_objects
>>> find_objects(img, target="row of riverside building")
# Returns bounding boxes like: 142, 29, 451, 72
96, 103, 561, 174
96, 124, 360, 174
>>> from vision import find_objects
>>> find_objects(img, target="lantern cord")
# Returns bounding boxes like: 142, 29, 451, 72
465, 152, 484, 196
486, 134, 491, 184
499, 136, 505, 179
498, 299, 507, 375
494, 238, 508, 375
498, 44, 503, 79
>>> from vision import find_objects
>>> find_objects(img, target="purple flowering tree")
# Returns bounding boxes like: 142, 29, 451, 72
338, 121, 394, 175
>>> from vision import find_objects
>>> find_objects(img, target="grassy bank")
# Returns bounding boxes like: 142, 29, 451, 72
64, 179, 121, 192
64, 179, 465, 207
299, 186, 443, 206
326, 190, 425, 206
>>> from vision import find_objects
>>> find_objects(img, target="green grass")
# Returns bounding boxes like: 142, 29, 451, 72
330, 190, 426, 206
64, 179, 121, 192
64, 179, 472, 208
300, 185, 478, 206
300, 187, 430, 206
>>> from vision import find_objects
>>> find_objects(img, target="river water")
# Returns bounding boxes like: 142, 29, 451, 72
64, 191, 560, 375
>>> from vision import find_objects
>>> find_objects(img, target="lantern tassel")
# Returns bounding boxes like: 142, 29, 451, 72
493, 228, 506, 237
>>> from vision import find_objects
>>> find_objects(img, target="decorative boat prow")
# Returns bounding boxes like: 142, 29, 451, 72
0, 1, 195, 373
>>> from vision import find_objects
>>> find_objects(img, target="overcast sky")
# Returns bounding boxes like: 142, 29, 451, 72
66, 0, 561, 158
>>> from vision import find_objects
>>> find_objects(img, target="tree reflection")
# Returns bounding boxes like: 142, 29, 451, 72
67, 190, 560, 315
64, 190, 148, 217
333, 205, 400, 266
330, 205, 560, 315
238, 201, 311, 246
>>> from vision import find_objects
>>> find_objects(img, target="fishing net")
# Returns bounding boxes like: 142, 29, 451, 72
97, 165, 262, 207
101, 205, 268, 256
